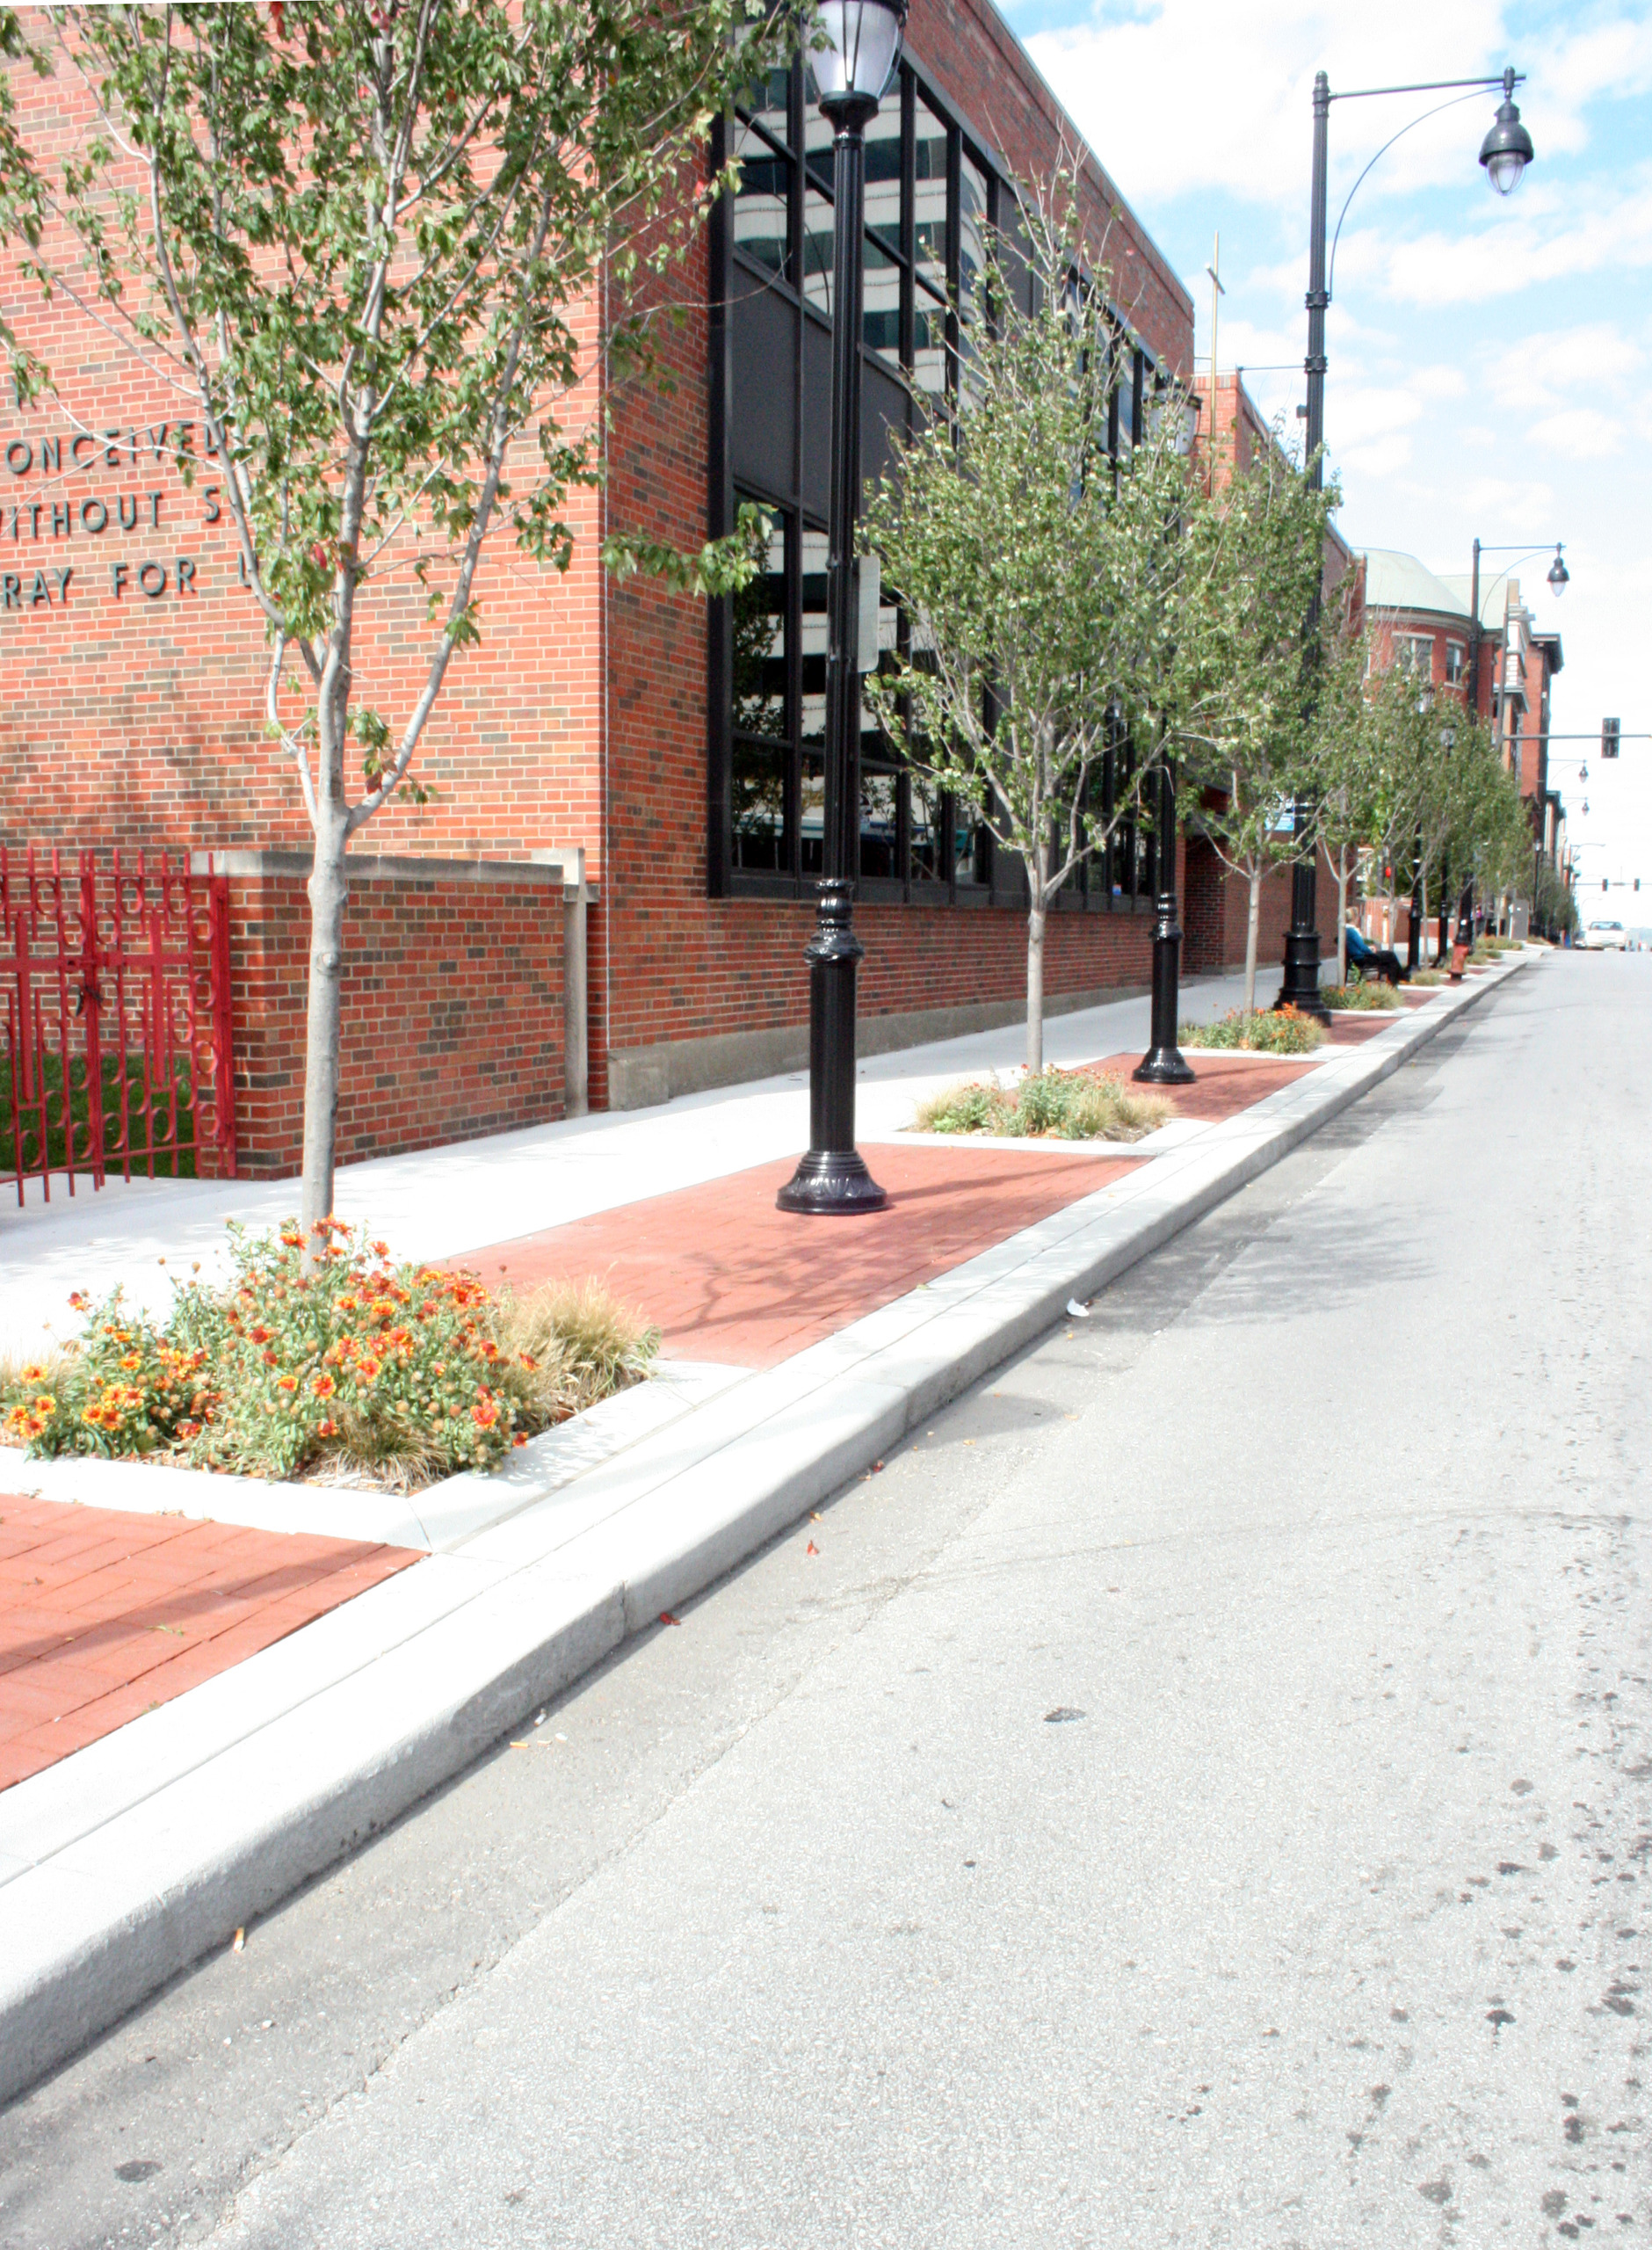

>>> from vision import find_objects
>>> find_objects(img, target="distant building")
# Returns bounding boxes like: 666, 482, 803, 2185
1360, 548, 1562, 889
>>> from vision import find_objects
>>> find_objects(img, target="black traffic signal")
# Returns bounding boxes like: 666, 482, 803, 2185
1604, 717, 1621, 758
1603, 878, 1610, 891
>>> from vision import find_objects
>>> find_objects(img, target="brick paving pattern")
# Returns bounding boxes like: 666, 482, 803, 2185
459, 1143, 1144, 1369
0, 1497, 421, 1792
1086, 1051, 1318, 1117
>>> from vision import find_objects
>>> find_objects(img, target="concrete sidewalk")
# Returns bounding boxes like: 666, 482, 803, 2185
0, 967, 1272, 1359
0, 952, 1535, 2108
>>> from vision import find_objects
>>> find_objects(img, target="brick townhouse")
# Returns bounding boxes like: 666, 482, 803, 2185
1362, 548, 1562, 874
0, 11, 1330, 1181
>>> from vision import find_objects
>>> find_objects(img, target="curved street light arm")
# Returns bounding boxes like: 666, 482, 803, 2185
1328, 88, 1492, 299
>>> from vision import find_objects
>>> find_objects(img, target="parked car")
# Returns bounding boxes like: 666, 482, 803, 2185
1582, 919, 1628, 951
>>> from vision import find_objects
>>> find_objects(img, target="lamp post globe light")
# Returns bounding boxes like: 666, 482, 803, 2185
777, 0, 908, 1217
1286, 62, 1535, 1019
1479, 69, 1536, 194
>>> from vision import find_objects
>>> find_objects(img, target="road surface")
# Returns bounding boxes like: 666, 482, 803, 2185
3, 953, 1647, 2247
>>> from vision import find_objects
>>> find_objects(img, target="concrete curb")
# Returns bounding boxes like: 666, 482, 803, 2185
0, 954, 1532, 2109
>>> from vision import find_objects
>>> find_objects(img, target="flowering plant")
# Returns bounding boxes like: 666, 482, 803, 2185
2, 1221, 656, 1487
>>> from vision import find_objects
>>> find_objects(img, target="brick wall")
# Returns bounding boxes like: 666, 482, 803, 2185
206, 854, 566, 1179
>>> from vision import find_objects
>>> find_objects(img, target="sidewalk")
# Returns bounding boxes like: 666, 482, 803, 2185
0, 952, 1537, 2105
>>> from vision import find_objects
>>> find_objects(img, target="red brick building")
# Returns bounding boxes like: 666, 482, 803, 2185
1362, 549, 1563, 887
0, 17, 1324, 1179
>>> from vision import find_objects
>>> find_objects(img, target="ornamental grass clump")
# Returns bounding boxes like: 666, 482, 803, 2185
913, 1068, 1170, 1142
0, 1222, 657, 1489
1178, 1005, 1326, 1056
1320, 980, 1402, 1011
1409, 967, 1447, 986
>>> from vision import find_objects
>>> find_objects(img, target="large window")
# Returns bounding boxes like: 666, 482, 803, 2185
709, 54, 1159, 912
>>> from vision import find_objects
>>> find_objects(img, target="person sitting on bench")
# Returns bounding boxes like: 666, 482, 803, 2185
1344, 925, 1405, 985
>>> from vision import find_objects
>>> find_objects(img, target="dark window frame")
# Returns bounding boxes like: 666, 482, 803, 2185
708, 55, 1160, 917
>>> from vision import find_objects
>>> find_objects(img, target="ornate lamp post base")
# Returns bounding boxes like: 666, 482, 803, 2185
777, 878, 888, 1216
1134, 760, 1195, 1085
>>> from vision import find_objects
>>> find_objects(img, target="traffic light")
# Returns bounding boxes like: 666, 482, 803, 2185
1604, 717, 1621, 758
1603, 878, 1610, 891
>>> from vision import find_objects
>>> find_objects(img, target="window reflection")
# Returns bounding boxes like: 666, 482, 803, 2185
732, 508, 786, 738
864, 230, 901, 359
914, 100, 948, 301
865, 103, 902, 250
802, 188, 833, 319
801, 526, 829, 755
913, 285, 947, 396
910, 766, 945, 884
859, 764, 901, 880
801, 755, 826, 877
734, 121, 793, 284
958, 151, 986, 319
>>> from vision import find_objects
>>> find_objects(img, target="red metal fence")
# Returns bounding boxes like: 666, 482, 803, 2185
1, 848, 235, 1204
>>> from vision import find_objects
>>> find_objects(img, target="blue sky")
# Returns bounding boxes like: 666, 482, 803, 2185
999, 0, 1652, 904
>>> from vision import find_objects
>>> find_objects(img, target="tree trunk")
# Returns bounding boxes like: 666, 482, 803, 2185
301, 809, 350, 1238
1420, 873, 1430, 962
1336, 848, 1349, 985
1243, 868, 1261, 1016
1025, 899, 1046, 1076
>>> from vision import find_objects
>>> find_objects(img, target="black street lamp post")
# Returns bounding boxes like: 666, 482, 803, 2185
1134, 756, 1195, 1085
1288, 62, 1535, 1015
778, 0, 907, 1217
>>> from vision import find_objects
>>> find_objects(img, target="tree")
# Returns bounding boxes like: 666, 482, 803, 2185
31, 0, 785, 1235
861, 188, 1192, 1075
1167, 427, 1337, 1014
1303, 599, 1379, 984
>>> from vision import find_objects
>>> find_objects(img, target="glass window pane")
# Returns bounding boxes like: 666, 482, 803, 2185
959, 150, 987, 320
859, 764, 901, 881
803, 188, 833, 320
863, 230, 901, 361
953, 797, 990, 887
737, 63, 793, 148
801, 755, 826, 878
803, 106, 834, 196
801, 526, 829, 756
864, 104, 902, 252
734, 122, 793, 285
913, 101, 948, 300
732, 740, 789, 871
913, 283, 947, 396
731, 505, 787, 737
910, 766, 946, 884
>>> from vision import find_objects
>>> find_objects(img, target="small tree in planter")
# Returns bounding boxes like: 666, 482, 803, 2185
1168, 427, 1337, 1015
32, 0, 786, 1238
861, 187, 1192, 1075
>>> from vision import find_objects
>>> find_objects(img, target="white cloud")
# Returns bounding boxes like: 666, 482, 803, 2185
1485, 321, 1645, 412
1526, 406, 1625, 460
1024, 0, 1509, 212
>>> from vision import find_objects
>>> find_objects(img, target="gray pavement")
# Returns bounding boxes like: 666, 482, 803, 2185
4, 952, 1648, 2247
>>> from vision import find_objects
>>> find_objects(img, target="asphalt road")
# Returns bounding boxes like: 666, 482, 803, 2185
4, 953, 1648, 2249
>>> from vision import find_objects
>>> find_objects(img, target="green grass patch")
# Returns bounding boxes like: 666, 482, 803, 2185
1320, 980, 1402, 1011
1408, 968, 1447, 986
1177, 1007, 1326, 1055
913, 1066, 1171, 1142
0, 1050, 197, 1180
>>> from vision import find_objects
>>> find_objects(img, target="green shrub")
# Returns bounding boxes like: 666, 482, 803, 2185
914, 1067, 1170, 1142
1409, 967, 1446, 986
1320, 980, 1401, 1011
0, 1221, 657, 1489
1177, 1006, 1326, 1055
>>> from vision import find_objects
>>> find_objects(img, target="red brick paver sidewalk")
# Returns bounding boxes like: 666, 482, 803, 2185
1088, 1051, 1317, 1119
461, 1143, 1142, 1368
0, 1497, 421, 1791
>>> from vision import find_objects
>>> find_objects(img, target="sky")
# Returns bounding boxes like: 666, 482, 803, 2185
1000, 0, 1652, 910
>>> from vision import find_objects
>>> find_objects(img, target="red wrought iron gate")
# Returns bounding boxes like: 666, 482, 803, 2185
1, 848, 236, 1204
